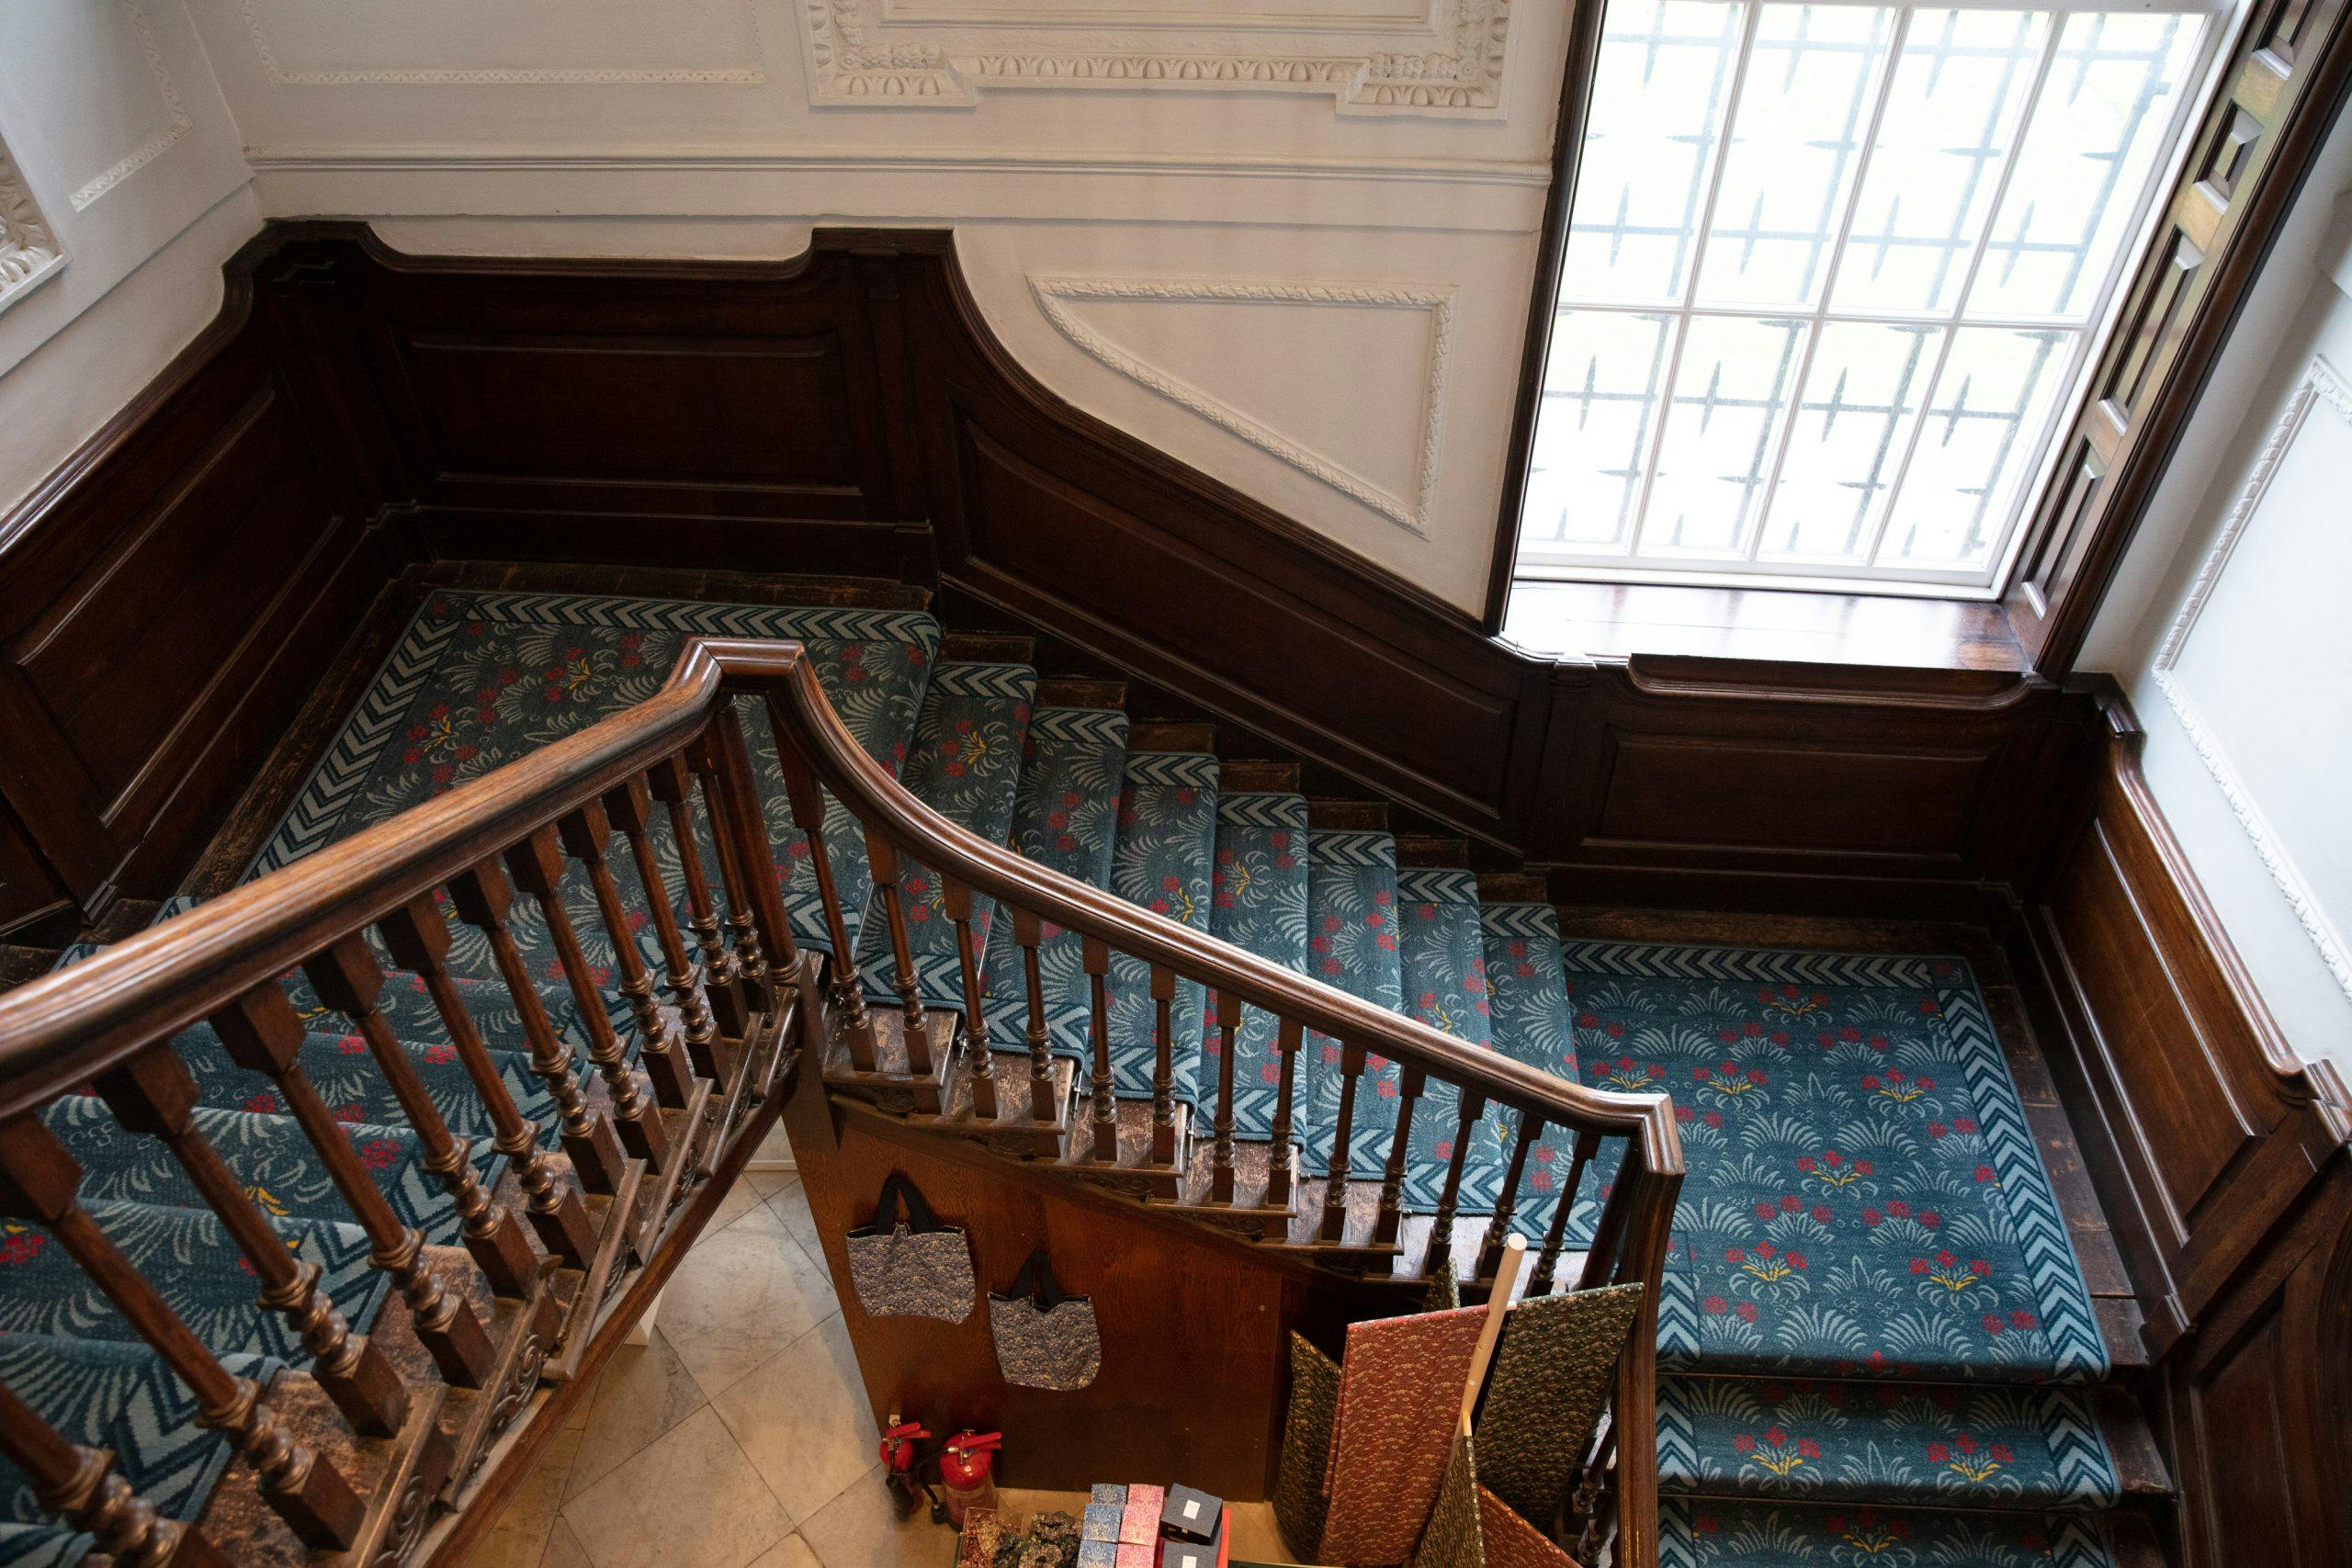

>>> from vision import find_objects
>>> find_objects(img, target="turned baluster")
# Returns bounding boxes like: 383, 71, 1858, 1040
1576, 1145, 1642, 1292
1421, 1089, 1485, 1284
303, 935, 540, 1299
91, 1045, 409, 1438
1267, 1017, 1302, 1208
210, 985, 497, 1388
1374, 1065, 1424, 1247
689, 726, 771, 1013
1209, 987, 1241, 1202
864, 834, 932, 1073
1476, 1111, 1543, 1280
606, 775, 725, 1086
944, 876, 999, 1121
1532, 1130, 1602, 1294
0, 1373, 230, 1567
0, 1116, 365, 1549
560, 803, 697, 1111
771, 719, 878, 1067
1084, 937, 1116, 1161
1012, 908, 1056, 1120
447, 861, 629, 1198
650, 751, 747, 1042
506, 827, 672, 1176
1319, 1041, 1365, 1243
1148, 965, 1178, 1168
714, 701, 822, 1073
379, 895, 598, 1269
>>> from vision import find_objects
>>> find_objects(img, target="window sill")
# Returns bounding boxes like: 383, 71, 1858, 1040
1498, 578, 2028, 672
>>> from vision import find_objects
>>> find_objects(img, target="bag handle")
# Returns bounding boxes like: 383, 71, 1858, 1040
1005, 1247, 1068, 1310
872, 1170, 943, 1234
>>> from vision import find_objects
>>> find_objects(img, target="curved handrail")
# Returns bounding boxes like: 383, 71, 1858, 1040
718, 637, 1684, 1180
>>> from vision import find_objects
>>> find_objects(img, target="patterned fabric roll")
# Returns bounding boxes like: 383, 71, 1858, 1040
1474, 1283, 1644, 1527
1409, 1433, 1485, 1568
1476, 1486, 1577, 1568
1273, 1332, 1340, 1559
1319, 1303, 1489, 1566
843, 1171, 975, 1323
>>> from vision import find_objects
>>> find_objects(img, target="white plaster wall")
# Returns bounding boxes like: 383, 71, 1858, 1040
2083, 111, 2352, 1077
179, 0, 1564, 614
0, 1, 259, 510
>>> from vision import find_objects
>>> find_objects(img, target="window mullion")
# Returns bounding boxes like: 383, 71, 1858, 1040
1627, 0, 1766, 560
1741, 5, 1914, 563
1861, 11, 2066, 570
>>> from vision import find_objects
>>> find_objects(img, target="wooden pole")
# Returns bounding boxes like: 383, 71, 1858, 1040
1462, 1234, 1525, 1434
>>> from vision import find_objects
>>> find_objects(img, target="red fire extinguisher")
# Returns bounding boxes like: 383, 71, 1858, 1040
878, 1416, 933, 1520
937, 1430, 1001, 1527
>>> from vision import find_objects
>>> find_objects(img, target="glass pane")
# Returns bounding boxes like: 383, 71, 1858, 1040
1523, 311, 1683, 551
1697, 3, 1894, 309
1758, 321, 1942, 560
1833, 9, 2050, 316
1644, 315, 1810, 554
1967, 11, 2203, 321
1560, 0, 1747, 305
1879, 324, 2074, 567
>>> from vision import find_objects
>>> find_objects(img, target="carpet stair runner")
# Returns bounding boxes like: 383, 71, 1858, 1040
0, 585, 2151, 1568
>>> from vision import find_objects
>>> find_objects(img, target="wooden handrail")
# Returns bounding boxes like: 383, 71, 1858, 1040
725, 638, 1684, 1176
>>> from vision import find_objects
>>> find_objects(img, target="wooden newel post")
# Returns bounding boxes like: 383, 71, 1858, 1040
93, 1045, 410, 1438
0, 1117, 366, 1550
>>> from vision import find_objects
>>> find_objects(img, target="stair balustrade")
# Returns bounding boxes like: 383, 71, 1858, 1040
0, 638, 1679, 1568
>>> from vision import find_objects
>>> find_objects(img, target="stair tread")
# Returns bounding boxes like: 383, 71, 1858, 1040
1207, 791, 1311, 1140
1104, 753, 1221, 1104
978, 706, 1131, 1056
1294, 829, 1402, 1180
1657, 1374, 2124, 1510
855, 660, 1036, 1010
1660, 1496, 2124, 1566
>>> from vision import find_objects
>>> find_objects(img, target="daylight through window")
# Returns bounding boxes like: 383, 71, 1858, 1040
1517, 0, 2222, 594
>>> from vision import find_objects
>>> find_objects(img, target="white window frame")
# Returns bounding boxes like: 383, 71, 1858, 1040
1513, 0, 2240, 601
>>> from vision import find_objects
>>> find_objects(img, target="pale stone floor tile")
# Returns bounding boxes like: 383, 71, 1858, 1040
710, 1311, 879, 1524
563, 1326, 711, 1504
659, 1208, 837, 1401
745, 1166, 798, 1199
697, 1172, 766, 1242
560, 1404, 792, 1568
797, 1464, 957, 1568
468, 1427, 583, 1568
745, 1536, 822, 1568
763, 1177, 825, 1268
1227, 1499, 1298, 1563
720, 1190, 791, 1238
539, 1517, 594, 1568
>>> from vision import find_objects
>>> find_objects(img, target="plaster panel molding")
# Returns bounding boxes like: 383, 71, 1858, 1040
1032, 274, 1455, 536
236, 0, 766, 85
69, 1, 192, 211
800, 0, 1510, 112
2151, 353, 2352, 1003
0, 136, 66, 312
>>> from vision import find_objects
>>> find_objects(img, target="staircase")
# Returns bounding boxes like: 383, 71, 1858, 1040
0, 577, 2175, 1568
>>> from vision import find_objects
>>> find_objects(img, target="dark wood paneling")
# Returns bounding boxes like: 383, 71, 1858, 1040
2016, 709, 2352, 1354
0, 245, 378, 934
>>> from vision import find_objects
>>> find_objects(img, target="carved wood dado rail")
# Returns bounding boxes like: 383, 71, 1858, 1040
0, 638, 1682, 1568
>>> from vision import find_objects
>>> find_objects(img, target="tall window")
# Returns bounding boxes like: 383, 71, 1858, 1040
1517, 0, 2222, 595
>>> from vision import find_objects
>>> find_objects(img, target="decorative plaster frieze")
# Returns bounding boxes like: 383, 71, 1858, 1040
800, 0, 1510, 113
1031, 275, 1455, 536
2151, 353, 2352, 1003
237, 0, 766, 85
70, 2, 192, 210
0, 137, 66, 313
